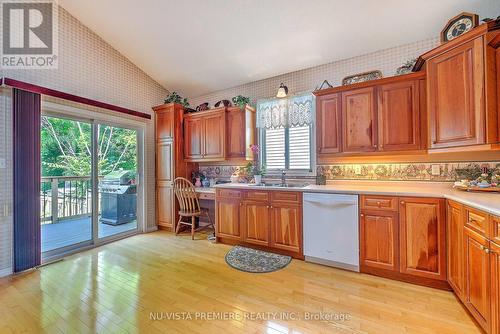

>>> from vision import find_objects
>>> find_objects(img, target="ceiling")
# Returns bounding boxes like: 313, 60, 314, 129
59, 0, 500, 97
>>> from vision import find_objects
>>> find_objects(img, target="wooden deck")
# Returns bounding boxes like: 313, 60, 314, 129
41, 217, 137, 253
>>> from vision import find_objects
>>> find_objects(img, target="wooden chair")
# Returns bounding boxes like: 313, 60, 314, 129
173, 177, 214, 240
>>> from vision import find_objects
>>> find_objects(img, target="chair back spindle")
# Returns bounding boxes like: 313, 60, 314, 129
173, 177, 200, 214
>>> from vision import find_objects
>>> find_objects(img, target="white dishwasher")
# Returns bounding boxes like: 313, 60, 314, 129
303, 193, 359, 272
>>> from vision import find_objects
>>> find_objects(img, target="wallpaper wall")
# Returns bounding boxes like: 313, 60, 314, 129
189, 37, 440, 107
0, 6, 167, 276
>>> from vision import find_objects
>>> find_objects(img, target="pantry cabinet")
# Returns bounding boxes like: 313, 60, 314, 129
216, 189, 303, 258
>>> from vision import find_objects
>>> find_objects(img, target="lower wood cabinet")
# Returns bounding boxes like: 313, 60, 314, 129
216, 189, 303, 258
359, 195, 447, 288
464, 227, 491, 331
447, 200, 465, 299
216, 198, 241, 240
399, 197, 446, 280
269, 204, 302, 254
359, 210, 399, 271
241, 202, 270, 246
490, 241, 500, 334
157, 183, 174, 229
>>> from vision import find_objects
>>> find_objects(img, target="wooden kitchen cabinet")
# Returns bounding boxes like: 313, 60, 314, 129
464, 227, 491, 331
184, 108, 226, 162
377, 80, 421, 151
399, 197, 446, 281
216, 198, 241, 240
447, 200, 465, 300
226, 106, 256, 160
491, 215, 500, 245
490, 241, 500, 334
342, 87, 377, 153
153, 103, 194, 231
270, 203, 302, 254
316, 93, 342, 156
241, 201, 270, 246
359, 210, 399, 272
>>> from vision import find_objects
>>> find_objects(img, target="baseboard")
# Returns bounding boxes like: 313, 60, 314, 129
146, 225, 159, 233
361, 265, 451, 290
0, 267, 13, 277
305, 256, 359, 272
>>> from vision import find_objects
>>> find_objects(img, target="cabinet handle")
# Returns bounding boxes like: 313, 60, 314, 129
270, 206, 273, 209
485, 248, 491, 254
400, 201, 405, 205
376, 201, 381, 206
360, 213, 364, 217
239, 203, 242, 206
480, 245, 486, 251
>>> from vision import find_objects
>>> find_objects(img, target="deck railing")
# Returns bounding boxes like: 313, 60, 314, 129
41, 176, 95, 224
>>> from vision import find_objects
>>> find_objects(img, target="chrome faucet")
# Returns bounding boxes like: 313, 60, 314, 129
281, 170, 287, 186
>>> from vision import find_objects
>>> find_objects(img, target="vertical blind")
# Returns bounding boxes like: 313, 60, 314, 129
257, 93, 314, 171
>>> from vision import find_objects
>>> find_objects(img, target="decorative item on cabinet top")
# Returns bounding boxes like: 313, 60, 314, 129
318, 162, 500, 182
440, 12, 479, 43
196, 103, 210, 111
342, 70, 383, 85
214, 100, 231, 108
396, 58, 417, 75
164, 91, 190, 108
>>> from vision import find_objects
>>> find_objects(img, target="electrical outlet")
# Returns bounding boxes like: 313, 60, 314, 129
0, 158, 5, 169
354, 165, 362, 175
431, 164, 441, 176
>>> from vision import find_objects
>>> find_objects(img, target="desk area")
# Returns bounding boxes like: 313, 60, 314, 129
194, 187, 215, 200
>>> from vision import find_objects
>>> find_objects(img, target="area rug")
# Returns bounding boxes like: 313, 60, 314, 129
225, 246, 292, 273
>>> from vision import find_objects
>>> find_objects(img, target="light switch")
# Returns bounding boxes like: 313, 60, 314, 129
0, 158, 5, 169
431, 164, 440, 176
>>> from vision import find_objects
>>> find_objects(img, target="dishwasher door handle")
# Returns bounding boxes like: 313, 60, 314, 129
304, 200, 358, 206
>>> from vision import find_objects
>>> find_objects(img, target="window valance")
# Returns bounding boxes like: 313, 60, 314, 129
256, 92, 314, 129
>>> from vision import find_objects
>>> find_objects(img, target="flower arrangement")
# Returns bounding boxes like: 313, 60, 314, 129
243, 144, 266, 183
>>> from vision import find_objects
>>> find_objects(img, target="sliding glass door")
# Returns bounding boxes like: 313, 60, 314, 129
41, 114, 141, 260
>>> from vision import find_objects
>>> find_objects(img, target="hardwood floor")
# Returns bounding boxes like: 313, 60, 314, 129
0, 230, 481, 334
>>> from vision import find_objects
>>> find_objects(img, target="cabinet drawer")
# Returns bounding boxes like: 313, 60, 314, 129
271, 191, 301, 204
244, 190, 269, 202
216, 189, 242, 199
198, 192, 215, 200
465, 207, 489, 236
360, 195, 398, 211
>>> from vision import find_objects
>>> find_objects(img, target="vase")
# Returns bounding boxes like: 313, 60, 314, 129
195, 177, 202, 187
254, 175, 262, 185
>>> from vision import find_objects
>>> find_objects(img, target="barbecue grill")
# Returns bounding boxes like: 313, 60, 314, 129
99, 170, 137, 225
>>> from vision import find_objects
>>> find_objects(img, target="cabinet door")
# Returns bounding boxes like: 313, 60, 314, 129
378, 80, 421, 151
184, 117, 203, 160
447, 201, 465, 299
156, 109, 174, 140
490, 241, 500, 334
316, 93, 342, 156
204, 111, 226, 159
270, 204, 302, 254
342, 87, 377, 153
399, 198, 446, 280
216, 199, 241, 240
359, 211, 399, 271
427, 38, 485, 148
490, 215, 500, 245
242, 202, 270, 246
226, 108, 246, 159
157, 141, 173, 182
157, 183, 174, 229
464, 227, 491, 331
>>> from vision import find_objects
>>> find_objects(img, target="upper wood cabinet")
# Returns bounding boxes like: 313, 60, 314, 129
417, 24, 500, 151
447, 200, 465, 300
226, 106, 256, 160
399, 197, 446, 281
184, 106, 255, 162
316, 93, 342, 156
314, 72, 425, 160
377, 80, 421, 151
342, 87, 377, 153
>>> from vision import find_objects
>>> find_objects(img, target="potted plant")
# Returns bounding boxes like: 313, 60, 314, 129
164, 91, 190, 108
231, 95, 250, 108
243, 144, 266, 184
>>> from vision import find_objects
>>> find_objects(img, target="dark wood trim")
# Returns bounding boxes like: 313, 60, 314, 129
1, 77, 151, 120
313, 72, 425, 96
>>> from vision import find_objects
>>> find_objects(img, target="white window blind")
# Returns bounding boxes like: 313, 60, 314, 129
289, 126, 311, 169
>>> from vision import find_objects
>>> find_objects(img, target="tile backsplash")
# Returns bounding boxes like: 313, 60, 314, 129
199, 162, 500, 183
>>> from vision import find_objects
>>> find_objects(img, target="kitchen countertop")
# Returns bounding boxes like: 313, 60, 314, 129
214, 181, 500, 216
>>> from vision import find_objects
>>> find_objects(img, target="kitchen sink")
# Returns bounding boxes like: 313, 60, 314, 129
248, 183, 307, 188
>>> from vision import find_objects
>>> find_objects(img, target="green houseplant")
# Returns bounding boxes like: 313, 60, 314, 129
164, 91, 190, 108
231, 95, 250, 108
